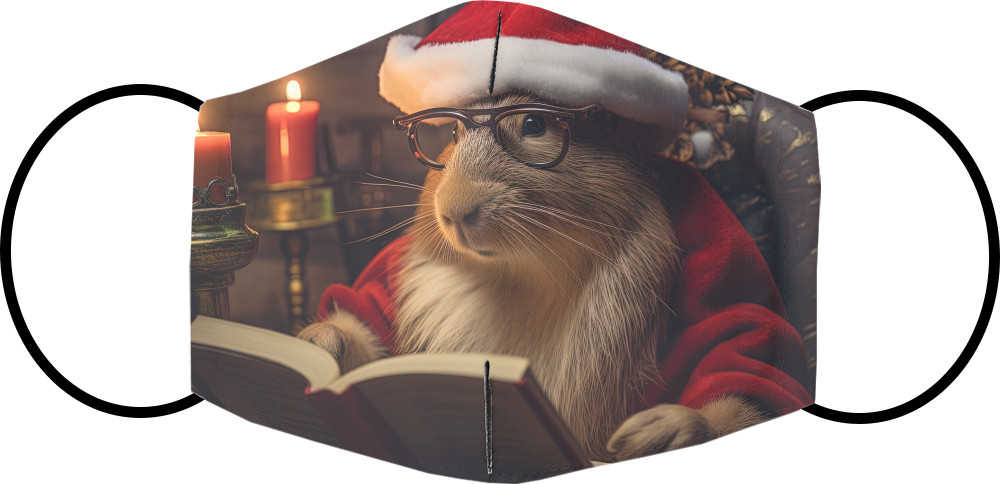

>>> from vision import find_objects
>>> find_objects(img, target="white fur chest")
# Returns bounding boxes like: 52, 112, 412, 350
392, 253, 572, 363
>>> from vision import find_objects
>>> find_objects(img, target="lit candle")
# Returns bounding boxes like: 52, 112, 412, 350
265, 80, 320, 184
194, 124, 234, 204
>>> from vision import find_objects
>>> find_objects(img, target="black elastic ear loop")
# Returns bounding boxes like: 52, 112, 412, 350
801, 90, 997, 424
2, 84, 205, 418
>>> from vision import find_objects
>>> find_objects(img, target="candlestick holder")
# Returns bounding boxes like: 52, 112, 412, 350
191, 178, 259, 321
241, 176, 338, 333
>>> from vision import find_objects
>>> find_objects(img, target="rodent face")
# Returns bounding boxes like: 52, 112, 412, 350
409, 92, 664, 276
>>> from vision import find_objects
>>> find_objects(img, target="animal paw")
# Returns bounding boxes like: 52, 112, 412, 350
605, 404, 714, 460
295, 308, 388, 372
296, 321, 346, 360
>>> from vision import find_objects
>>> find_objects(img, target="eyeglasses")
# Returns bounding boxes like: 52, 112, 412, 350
393, 103, 603, 169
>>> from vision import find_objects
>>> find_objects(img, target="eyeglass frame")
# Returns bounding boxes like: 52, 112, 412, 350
392, 102, 604, 170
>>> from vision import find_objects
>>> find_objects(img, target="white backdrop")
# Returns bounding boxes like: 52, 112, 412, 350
1, 1, 997, 482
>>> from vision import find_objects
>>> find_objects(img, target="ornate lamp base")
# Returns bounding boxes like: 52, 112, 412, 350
191, 201, 259, 320
242, 176, 338, 333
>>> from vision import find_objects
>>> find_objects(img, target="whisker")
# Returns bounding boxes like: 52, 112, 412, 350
365, 173, 436, 194
495, 229, 516, 257
407, 219, 440, 251
432, 235, 448, 265
352, 181, 436, 195
511, 203, 631, 242
516, 201, 671, 247
343, 214, 428, 246
515, 209, 677, 317
499, 220, 573, 296
507, 217, 585, 286
407, 219, 440, 245
512, 204, 679, 314
336, 203, 432, 215
407, 217, 439, 237
512, 212, 614, 264
343, 211, 435, 245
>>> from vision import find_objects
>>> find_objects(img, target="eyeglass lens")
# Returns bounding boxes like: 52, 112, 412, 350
412, 112, 565, 167
414, 119, 459, 164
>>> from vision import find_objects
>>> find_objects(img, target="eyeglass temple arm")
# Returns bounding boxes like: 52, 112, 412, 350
572, 104, 603, 121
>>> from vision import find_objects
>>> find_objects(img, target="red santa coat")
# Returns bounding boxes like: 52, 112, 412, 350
316, 161, 814, 417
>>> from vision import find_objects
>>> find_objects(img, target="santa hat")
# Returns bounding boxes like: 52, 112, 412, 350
378, 1, 689, 128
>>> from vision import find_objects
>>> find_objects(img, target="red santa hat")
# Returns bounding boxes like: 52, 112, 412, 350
378, 1, 689, 129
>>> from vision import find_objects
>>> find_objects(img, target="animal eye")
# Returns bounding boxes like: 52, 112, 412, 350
521, 115, 546, 137
452, 123, 459, 143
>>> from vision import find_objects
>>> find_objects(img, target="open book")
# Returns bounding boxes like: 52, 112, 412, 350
191, 316, 591, 481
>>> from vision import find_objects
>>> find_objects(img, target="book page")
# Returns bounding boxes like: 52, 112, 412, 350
192, 345, 345, 449
191, 316, 341, 389
345, 360, 588, 482
328, 352, 528, 393
191, 316, 346, 448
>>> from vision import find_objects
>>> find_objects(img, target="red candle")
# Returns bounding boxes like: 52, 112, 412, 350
265, 80, 319, 184
194, 130, 234, 203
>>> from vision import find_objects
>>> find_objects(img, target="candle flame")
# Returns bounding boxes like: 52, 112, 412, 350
285, 80, 302, 113
286, 80, 302, 102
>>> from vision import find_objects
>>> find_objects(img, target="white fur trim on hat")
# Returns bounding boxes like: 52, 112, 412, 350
378, 34, 689, 128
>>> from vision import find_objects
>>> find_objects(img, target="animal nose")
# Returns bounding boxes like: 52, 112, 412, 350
441, 206, 481, 227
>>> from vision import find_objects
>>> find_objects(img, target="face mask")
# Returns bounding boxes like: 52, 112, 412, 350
4, 1, 995, 482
